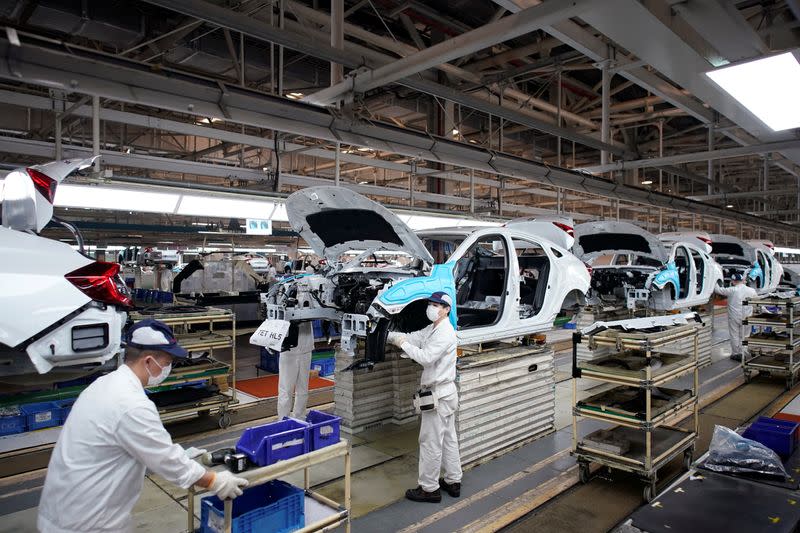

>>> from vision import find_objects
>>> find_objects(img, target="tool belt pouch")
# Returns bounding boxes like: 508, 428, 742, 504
413, 388, 438, 414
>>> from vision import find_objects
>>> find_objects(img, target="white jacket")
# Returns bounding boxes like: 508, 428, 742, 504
38, 365, 206, 533
715, 283, 758, 322
400, 319, 458, 398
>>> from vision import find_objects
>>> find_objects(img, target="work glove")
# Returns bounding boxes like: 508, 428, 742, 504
210, 470, 249, 500
184, 447, 207, 460
387, 332, 407, 348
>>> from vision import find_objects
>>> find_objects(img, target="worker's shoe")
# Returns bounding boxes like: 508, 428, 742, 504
730, 353, 743, 361
439, 479, 461, 497
405, 486, 441, 503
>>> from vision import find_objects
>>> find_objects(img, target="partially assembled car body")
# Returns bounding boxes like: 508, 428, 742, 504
264, 187, 589, 361
0, 158, 131, 385
573, 222, 723, 311
710, 235, 783, 293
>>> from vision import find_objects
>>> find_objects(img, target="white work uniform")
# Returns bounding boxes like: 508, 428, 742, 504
38, 365, 206, 533
400, 319, 463, 493
158, 268, 173, 292
277, 321, 315, 420
715, 283, 758, 357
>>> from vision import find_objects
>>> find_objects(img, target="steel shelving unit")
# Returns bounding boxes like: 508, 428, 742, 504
743, 295, 800, 389
572, 322, 699, 501
129, 307, 237, 428
187, 440, 351, 533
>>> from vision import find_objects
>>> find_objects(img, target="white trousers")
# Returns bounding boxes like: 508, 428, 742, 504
418, 393, 463, 493
277, 350, 312, 419
728, 315, 749, 357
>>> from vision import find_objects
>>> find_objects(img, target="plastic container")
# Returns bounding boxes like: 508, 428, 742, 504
310, 357, 335, 377
259, 348, 280, 374
743, 416, 800, 458
236, 419, 309, 466
305, 410, 341, 451
20, 401, 61, 431
200, 480, 304, 533
0, 408, 26, 436
312, 348, 335, 361
55, 399, 77, 424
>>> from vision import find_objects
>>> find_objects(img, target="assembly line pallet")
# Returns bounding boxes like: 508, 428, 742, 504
188, 440, 351, 533
742, 295, 800, 389
572, 318, 699, 502
130, 307, 238, 427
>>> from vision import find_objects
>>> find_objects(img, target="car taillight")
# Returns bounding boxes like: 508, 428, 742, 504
698, 236, 712, 245
584, 262, 593, 276
26, 168, 58, 203
66, 262, 133, 308
553, 221, 575, 238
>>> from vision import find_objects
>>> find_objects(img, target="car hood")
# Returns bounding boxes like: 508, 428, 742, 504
710, 234, 756, 264
286, 186, 434, 264
573, 221, 669, 263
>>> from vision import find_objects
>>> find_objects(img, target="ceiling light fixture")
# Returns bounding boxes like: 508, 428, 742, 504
726, 204, 734, 208
706, 51, 800, 131
641, 180, 653, 185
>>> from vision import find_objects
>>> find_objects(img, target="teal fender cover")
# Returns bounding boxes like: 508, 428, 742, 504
748, 262, 763, 284
377, 263, 458, 328
652, 261, 680, 296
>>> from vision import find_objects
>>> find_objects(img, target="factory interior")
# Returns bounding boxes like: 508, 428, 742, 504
1, 1, 800, 532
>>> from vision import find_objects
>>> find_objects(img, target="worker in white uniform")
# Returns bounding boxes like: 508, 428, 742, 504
277, 321, 315, 419
715, 273, 758, 361
388, 291, 462, 503
158, 263, 173, 292
38, 319, 248, 533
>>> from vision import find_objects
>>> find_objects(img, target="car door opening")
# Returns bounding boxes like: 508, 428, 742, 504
455, 236, 507, 329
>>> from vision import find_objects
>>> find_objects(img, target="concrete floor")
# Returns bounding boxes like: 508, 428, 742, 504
1, 310, 777, 533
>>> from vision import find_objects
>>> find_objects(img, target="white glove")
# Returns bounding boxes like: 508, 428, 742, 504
387, 332, 406, 347
184, 447, 207, 460
210, 470, 249, 500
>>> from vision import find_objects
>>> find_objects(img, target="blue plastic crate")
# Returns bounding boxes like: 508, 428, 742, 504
305, 410, 341, 451
743, 416, 800, 458
55, 399, 77, 424
20, 401, 61, 431
259, 348, 280, 374
236, 418, 309, 466
310, 357, 335, 377
201, 480, 304, 533
0, 409, 25, 436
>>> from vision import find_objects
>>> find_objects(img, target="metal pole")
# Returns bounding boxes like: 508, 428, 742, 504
270, 1, 275, 95
239, 32, 245, 87
600, 61, 611, 167
469, 168, 475, 214
707, 122, 714, 195
55, 115, 62, 160
278, 0, 285, 96
557, 68, 562, 167
92, 95, 100, 171
331, 0, 344, 86
334, 141, 341, 186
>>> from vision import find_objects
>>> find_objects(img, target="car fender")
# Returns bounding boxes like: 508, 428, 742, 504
375, 263, 457, 328
651, 261, 680, 296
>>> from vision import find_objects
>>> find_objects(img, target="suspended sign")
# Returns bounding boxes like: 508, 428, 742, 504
246, 218, 272, 235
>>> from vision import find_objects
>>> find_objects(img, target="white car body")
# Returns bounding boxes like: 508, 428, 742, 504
710, 234, 782, 294
574, 221, 723, 311
265, 186, 589, 360
0, 158, 130, 384
659, 231, 713, 254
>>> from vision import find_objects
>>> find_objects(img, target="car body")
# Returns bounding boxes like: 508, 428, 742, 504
573, 221, 723, 311
0, 158, 130, 385
710, 234, 783, 293
780, 264, 800, 294
659, 231, 713, 254
264, 187, 589, 361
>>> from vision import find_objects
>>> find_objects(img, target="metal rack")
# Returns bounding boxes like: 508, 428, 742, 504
187, 440, 351, 533
129, 307, 237, 428
743, 295, 800, 389
571, 322, 699, 502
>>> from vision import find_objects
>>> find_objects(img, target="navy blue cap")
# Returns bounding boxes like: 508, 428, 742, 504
731, 273, 745, 282
125, 318, 189, 358
428, 291, 453, 307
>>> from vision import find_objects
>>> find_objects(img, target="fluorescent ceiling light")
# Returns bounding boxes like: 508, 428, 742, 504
641, 180, 653, 185
726, 204, 734, 208
177, 195, 273, 218
55, 185, 180, 213
706, 52, 800, 131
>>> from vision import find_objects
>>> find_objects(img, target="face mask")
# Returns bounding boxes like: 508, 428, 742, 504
426, 304, 443, 322
146, 357, 172, 387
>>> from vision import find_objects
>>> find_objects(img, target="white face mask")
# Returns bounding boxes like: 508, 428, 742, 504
146, 357, 172, 387
426, 304, 443, 322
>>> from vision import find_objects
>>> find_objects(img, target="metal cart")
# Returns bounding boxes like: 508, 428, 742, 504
743, 295, 800, 389
572, 321, 699, 502
130, 307, 238, 428
187, 440, 351, 533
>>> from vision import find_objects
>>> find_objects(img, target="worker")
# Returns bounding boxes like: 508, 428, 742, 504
158, 263, 173, 293
38, 319, 248, 533
388, 291, 462, 503
277, 321, 315, 420
715, 273, 758, 361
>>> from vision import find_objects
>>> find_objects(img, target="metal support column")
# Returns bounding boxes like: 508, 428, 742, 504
557, 68, 562, 167
600, 61, 611, 167
469, 168, 475, 214
707, 122, 714, 195
331, 0, 344, 86
278, 0, 285, 96
334, 141, 341, 186
92, 95, 100, 171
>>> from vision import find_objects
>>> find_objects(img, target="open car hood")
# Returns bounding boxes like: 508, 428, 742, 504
710, 234, 756, 264
573, 221, 669, 263
286, 186, 434, 264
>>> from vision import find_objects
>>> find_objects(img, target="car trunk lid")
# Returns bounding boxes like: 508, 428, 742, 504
573, 221, 670, 264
